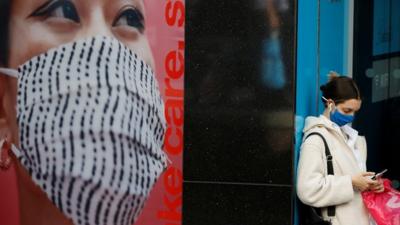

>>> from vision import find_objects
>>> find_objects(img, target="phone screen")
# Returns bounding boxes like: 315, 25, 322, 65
372, 169, 388, 180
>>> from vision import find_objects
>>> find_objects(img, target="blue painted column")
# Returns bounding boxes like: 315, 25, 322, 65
294, 0, 319, 224
294, 0, 349, 224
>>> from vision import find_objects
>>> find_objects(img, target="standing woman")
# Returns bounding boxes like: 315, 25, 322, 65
0, 0, 167, 225
297, 72, 384, 225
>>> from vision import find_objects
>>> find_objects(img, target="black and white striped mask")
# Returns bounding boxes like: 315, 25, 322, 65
0, 36, 168, 225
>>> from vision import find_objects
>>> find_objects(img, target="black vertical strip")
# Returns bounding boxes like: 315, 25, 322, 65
117, 102, 125, 182
117, 130, 131, 225
140, 150, 145, 197
22, 62, 32, 118
134, 142, 140, 197
119, 43, 129, 97
85, 37, 111, 224
57, 108, 73, 212
96, 40, 106, 89
50, 154, 57, 204
145, 147, 151, 191
76, 180, 91, 225
109, 129, 120, 225
138, 98, 145, 148
139, 58, 144, 82
101, 158, 112, 225
146, 102, 151, 149
128, 196, 140, 225
52, 49, 63, 153
119, 96, 135, 224
79, 39, 101, 224
56, 47, 66, 92
75, 40, 87, 166
83, 39, 112, 225
119, 197, 130, 225
105, 42, 113, 95
111, 95, 119, 126
114, 94, 127, 225
84, 181, 101, 225
125, 49, 134, 136
148, 67, 154, 108
68, 43, 77, 66
124, 197, 135, 225
146, 66, 151, 101
87, 38, 95, 63
114, 194, 128, 225
131, 52, 137, 95
66, 177, 76, 215
116, 42, 122, 78
51, 93, 61, 141
139, 61, 145, 99
33, 113, 42, 179
60, 94, 70, 125
56, 141, 66, 213
50, 51, 59, 95
30, 55, 43, 177
18, 63, 30, 170
54, 90, 71, 213
94, 190, 107, 225
46, 49, 60, 213
25, 104, 35, 161
121, 140, 135, 225
37, 54, 52, 182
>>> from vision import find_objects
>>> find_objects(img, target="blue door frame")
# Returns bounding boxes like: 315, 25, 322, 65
294, 0, 350, 224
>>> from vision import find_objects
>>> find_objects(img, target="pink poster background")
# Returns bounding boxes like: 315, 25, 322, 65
0, 0, 184, 224
136, 0, 184, 225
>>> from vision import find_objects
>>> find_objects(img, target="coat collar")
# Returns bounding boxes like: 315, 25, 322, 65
303, 115, 365, 173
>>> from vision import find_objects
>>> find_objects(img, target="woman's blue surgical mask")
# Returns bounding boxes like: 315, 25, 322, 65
322, 96, 354, 126
330, 110, 354, 127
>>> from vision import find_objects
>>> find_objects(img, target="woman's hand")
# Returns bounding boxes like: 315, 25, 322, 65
351, 172, 378, 192
369, 179, 385, 193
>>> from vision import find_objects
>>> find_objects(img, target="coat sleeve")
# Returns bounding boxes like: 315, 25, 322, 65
296, 135, 354, 207
357, 136, 368, 167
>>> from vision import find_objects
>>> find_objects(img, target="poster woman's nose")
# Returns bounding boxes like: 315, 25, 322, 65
80, 8, 114, 39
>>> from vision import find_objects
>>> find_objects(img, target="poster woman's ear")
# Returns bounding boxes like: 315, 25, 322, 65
0, 76, 11, 170
0, 74, 18, 170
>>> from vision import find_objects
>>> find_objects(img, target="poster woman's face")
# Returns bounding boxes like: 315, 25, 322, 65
8, 0, 154, 69
1, 1, 167, 224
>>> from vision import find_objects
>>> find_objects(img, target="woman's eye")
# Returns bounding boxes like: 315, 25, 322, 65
113, 8, 145, 33
30, 0, 80, 23
344, 110, 352, 114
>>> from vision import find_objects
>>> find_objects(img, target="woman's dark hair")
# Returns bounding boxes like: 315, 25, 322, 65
320, 71, 361, 105
0, 0, 11, 66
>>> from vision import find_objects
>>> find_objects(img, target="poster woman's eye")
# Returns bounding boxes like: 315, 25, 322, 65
30, 0, 80, 23
113, 8, 145, 33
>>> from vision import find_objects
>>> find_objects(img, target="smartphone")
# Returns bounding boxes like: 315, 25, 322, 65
371, 169, 388, 180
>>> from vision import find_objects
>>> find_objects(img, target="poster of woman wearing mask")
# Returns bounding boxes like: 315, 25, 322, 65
0, 0, 184, 225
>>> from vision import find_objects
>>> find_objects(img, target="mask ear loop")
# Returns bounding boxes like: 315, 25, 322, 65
0, 68, 19, 78
322, 96, 333, 112
11, 144, 22, 159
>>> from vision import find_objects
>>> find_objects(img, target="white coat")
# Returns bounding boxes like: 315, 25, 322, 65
297, 115, 371, 225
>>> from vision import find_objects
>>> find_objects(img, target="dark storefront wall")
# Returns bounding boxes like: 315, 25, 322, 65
353, 0, 400, 185
184, 1, 297, 224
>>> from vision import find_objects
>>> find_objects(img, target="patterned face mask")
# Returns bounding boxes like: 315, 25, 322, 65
0, 36, 167, 225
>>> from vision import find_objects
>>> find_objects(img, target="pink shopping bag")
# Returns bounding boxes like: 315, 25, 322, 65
362, 179, 400, 225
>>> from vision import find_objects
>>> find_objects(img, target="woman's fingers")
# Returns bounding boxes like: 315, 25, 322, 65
373, 185, 385, 193
363, 172, 376, 177
366, 178, 379, 186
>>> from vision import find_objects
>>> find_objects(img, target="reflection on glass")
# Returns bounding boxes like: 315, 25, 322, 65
185, 0, 296, 184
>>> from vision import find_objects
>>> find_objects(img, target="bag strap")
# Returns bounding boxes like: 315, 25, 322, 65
305, 132, 336, 217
